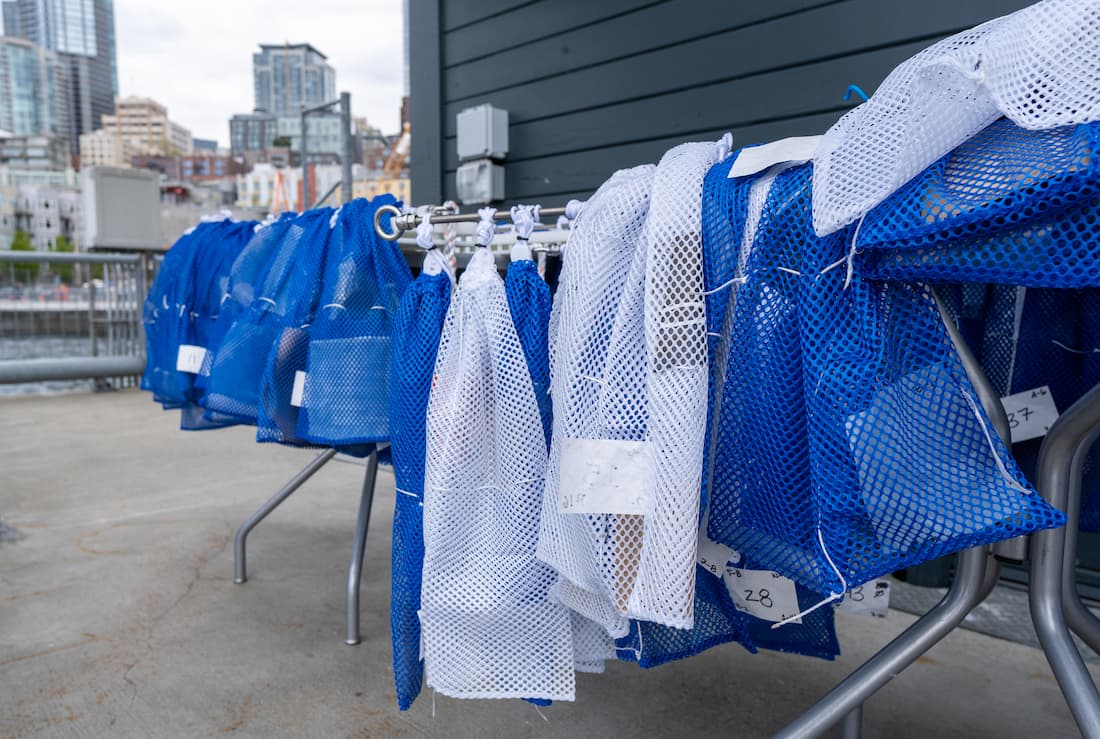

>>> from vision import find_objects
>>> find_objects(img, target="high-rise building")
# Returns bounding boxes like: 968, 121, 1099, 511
3, 0, 117, 153
100, 95, 192, 156
229, 110, 277, 155
0, 36, 68, 138
252, 43, 335, 117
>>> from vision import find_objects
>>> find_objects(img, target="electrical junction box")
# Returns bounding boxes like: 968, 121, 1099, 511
456, 104, 509, 161
456, 159, 505, 204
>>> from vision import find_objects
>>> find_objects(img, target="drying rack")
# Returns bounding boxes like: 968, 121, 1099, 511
230, 204, 574, 646
229, 199, 1100, 736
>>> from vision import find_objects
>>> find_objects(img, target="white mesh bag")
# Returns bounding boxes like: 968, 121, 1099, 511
538, 164, 656, 638
634, 141, 719, 627
813, 0, 1100, 236
420, 248, 575, 701
538, 141, 719, 632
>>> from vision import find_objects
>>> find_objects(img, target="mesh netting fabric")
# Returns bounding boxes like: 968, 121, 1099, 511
389, 258, 451, 711
141, 225, 205, 406
203, 208, 333, 423
297, 196, 412, 445
537, 164, 655, 639
181, 221, 256, 430
812, 0, 1100, 237
702, 158, 1065, 595
420, 249, 575, 701
506, 258, 553, 448
855, 120, 1100, 288
948, 286, 1100, 532
195, 213, 298, 400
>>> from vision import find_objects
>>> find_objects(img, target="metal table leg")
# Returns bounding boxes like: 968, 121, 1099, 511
1063, 433, 1100, 655
345, 448, 379, 646
775, 545, 992, 739
234, 448, 338, 584
775, 288, 1013, 738
1030, 383, 1100, 736
841, 704, 862, 739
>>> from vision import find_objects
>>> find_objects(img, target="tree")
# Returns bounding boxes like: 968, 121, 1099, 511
10, 230, 37, 284
51, 234, 75, 284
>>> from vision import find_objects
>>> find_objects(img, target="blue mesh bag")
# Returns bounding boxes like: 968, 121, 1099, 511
203, 208, 333, 424
953, 286, 1100, 532
180, 220, 257, 430
505, 257, 553, 447
194, 213, 298, 423
295, 196, 412, 446
858, 119, 1100, 288
141, 225, 208, 406
701, 157, 1065, 597
388, 261, 451, 711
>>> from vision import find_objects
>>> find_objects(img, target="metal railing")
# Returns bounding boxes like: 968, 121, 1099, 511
0, 250, 148, 387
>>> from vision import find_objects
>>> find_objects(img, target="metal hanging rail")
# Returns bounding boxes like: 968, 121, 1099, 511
374, 203, 569, 242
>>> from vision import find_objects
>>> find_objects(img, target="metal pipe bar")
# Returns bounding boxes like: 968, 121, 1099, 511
340, 91, 353, 205
345, 448, 379, 645
1030, 382, 1100, 736
0, 356, 144, 384
1063, 429, 1100, 654
310, 181, 340, 210
841, 704, 862, 739
776, 288, 1012, 737
301, 98, 342, 114
0, 251, 141, 264
233, 448, 338, 584
375, 203, 568, 241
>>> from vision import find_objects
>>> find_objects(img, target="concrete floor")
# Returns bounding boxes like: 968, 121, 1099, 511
0, 389, 1095, 738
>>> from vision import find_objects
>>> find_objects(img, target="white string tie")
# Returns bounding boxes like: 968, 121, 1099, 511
771, 528, 847, 628
475, 206, 497, 247
415, 213, 434, 250
715, 132, 734, 161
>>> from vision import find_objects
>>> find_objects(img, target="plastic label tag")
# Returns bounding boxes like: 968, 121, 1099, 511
838, 579, 891, 618
175, 344, 206, 374
557, 438, 650, 515
727, 136, 821, 178
1000, 385, 1059, 443
697, 536, 736, 579
722, 566, 802, 624
291, 370, 307, 407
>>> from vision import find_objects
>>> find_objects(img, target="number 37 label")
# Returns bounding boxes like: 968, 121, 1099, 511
1000, 385, 1059, 443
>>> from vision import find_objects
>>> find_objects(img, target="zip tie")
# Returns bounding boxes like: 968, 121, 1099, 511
771, 528, 847, 628
395, 488, 419, 499
775, 267, 802, 276
533, 705, 550, 723
321, 303, 346, 311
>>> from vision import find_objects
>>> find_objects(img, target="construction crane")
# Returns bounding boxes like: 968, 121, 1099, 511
383, 122, 410, 177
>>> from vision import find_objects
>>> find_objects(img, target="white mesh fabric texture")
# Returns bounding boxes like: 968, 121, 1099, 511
633, 141, 720, 627
537, 164, 655, 638
420, 248, 575, 701
812, 0, 1100, 236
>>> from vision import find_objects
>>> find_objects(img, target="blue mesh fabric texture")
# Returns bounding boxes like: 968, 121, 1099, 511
296, 196, 412, 446
949, 286, 1100, 532
141, 224, 213, 406
858, 119, 1100, 288
180, 220, 256, 430
701, 157, 1066, 595
204, 208, 333, 423
388, 267, 451, 711
505, 257, 553, 447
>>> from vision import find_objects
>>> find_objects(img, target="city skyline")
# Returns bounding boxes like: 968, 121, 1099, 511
113, 0, 404, 145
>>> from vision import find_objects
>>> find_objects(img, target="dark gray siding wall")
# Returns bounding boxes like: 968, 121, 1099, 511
410, 0, 1034, 207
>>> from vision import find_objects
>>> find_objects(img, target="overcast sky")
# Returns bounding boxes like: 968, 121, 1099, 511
114, 0, 406, 145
